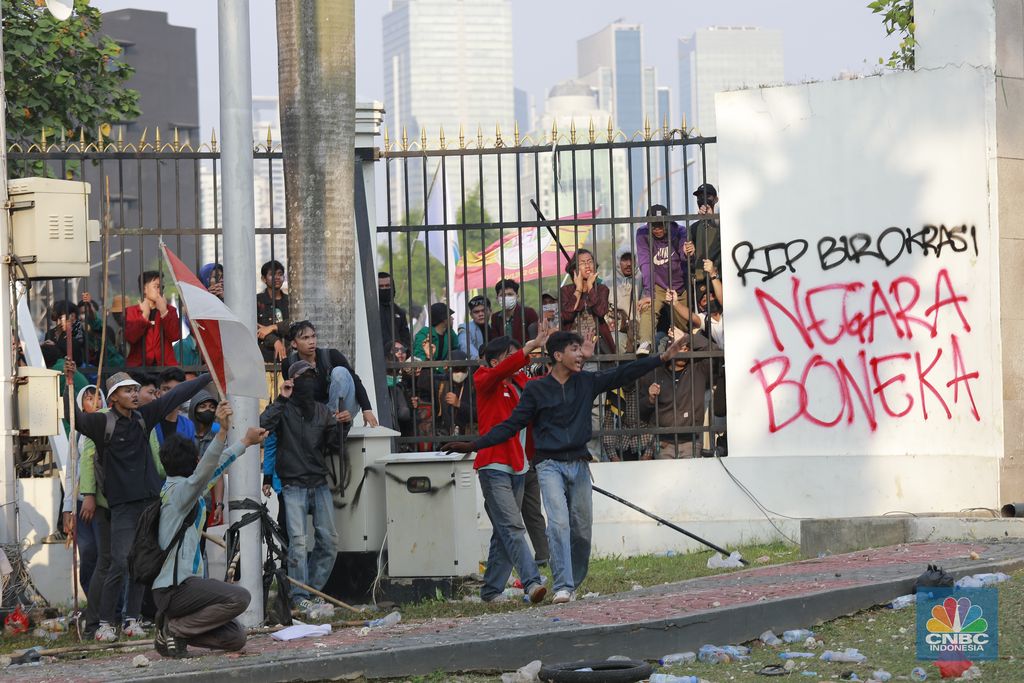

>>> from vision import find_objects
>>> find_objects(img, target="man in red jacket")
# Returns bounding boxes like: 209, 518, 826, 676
126, 270, 180, 367
472, 324, 552, 603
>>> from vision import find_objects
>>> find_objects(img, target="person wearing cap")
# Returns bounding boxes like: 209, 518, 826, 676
457, 295, 491, 359
259, 360, 348, 617
684, 183, 721, 287
281, 320, 378, 427
635, 204, 690, 356
125, 270, 181, 368
65, 362, 213, 642
413, 302, 459, 361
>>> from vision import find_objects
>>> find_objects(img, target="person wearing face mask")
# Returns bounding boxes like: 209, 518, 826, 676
259, 361, 349, 617
489, 279, 539, 346
189, 391, 227, 530
437, 350, 475, 436
378, 272, 411, 352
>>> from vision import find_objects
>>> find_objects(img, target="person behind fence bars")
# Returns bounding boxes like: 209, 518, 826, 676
152, 400, 266, 658
436, 349, 476, 436
413, 302, 459, 361
126, 270, 181, 368
446, 331, 688, 603
199, 263, 225, 301
607, 252, 639, 353
639, 329, 716, 459
458, 295, 491, 359
559, 249, 616, 355
490, 278, 539, 346
635, 204, 689, 357
46, 300, 88, 367
383, 340, 422, 451
669, 258, 727, 454
684, 183, 721, 290
281, 320, 379, 427
378, 271, 412, 351
527, 292, 558, 339
260, 360, 348, 617
67, 362, 212, 642
256, 259, 291, 362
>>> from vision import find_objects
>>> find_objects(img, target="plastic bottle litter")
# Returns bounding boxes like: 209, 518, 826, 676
890, 594, 917, 609
779, 652, 815, 659
649, 675, 701, 683
500, 660, 542, 683
960, 665, 983, 680
759, 629, 783, 647
365, 611, 401, 629
707, 551, 744, 568
804, 636, 821, 649
819, 648, 867, 663
783, 629, 815, 643
910, 667, 928, 681
659, 652, 697, 665
132, 654, 151, 668
697, 645, 727, 664
720, 645, 751, 659
871, 670, 892, 682
30, 628, 59, 641
955, 572, 1010, 589
800, 672, 818, 677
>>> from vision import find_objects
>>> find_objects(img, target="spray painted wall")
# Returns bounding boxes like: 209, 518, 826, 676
717, 67, 1001, 459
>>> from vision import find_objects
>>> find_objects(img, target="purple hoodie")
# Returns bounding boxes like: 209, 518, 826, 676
635, 222, 689, 296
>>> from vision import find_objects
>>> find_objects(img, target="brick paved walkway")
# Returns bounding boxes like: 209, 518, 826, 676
6, 540, 1024, 682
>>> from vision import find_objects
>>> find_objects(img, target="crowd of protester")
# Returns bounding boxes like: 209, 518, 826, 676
21, 188, 724, 649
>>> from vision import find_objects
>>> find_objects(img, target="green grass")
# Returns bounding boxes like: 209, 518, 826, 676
397, 542, 798, 621
382, 569, 1024, 682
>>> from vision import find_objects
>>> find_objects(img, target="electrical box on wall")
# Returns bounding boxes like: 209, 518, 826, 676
8, 177, 99, 278
15, 366, 61, 436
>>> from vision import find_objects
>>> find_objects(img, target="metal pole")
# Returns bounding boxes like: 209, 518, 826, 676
217, 0, 262, 627
0, 4, 18, 545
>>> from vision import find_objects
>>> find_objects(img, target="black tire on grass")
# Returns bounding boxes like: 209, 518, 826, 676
538, 659, 654, 683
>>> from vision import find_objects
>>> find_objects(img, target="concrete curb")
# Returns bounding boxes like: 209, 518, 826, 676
132, 554, 1024, 682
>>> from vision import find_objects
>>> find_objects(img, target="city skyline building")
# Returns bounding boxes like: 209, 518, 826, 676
383, 0, 516, 221
678, 26, 784, 185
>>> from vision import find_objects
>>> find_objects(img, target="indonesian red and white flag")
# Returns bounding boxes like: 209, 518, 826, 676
160, 242, 267, 398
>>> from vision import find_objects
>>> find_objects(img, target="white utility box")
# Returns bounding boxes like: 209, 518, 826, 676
382, 451, 478, 577
9, 177, 99, 278
334, 425, 398, 553
15, 366, 62, 436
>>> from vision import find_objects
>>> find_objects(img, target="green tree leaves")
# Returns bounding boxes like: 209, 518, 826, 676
869, 0, 915, 70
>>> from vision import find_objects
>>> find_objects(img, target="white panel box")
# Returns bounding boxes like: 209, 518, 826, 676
15, 366, 61, 436
334, 426, 398, 553
383, 452, 478, 578
9, 177, 99, 278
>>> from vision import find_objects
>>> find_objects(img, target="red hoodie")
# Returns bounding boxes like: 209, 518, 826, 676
471, 349, 535, 471
125, 302, 181, 367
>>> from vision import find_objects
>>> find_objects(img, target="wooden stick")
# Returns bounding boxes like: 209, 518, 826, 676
37, 639, 153, 656
201, 531, 365, 615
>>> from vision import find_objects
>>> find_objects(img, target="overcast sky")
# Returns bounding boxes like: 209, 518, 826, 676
91, 0, 896, 137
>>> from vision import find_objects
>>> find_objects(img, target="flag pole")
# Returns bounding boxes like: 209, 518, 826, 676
159, 242, 226, 399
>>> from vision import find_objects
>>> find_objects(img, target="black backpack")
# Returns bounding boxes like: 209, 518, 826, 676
128, 499, 199, 586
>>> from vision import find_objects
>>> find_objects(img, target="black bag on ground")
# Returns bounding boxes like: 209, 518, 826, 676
128, 500, 199, 585
914, 563, 955, 592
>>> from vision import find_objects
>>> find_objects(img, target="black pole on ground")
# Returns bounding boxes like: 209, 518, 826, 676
592, 484, 749, 565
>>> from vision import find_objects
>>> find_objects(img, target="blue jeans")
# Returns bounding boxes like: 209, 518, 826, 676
76, 498, 100, 593
535, 459, 593, 594
478, 469, 542, 601
281, 483, 338, 604
327, 366, 361, 417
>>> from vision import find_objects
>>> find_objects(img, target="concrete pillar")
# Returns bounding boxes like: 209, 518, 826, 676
994, 0, 1024, 502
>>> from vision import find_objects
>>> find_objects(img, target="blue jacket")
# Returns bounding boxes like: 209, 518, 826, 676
155, 415, 197, 445
457, 321, 487, 359
471, 355, 663, 462
261, 432, 283, 493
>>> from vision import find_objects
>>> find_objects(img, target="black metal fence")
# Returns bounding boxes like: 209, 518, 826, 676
10, 124, 728, 462
378, 126, 727, 458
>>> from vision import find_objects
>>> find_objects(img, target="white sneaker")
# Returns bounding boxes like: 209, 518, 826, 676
552, 589, 572, 604
95, 621, 118, 642
122, 617, 147, 638
636, 342, 652, 356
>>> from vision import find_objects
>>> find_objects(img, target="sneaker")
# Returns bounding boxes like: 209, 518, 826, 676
94, 622, 117, 642
122, 617, 147, 638
636, 342, 652, 356
526, 583, 548, 604
552, 589, 572, 605
154, 618, 188, 659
